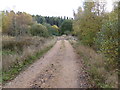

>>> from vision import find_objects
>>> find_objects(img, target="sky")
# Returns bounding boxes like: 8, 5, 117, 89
0, 0, 116, 18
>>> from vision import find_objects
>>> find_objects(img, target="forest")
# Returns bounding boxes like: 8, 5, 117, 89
1, 10, 73, 84
2, 11, 73, 36
1, 0, 119, 88
72, 1, 119, 88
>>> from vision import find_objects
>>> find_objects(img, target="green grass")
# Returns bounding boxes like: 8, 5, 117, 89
2, 45, 53, 84
2, 50, 16, 55
0, 70, 2, 83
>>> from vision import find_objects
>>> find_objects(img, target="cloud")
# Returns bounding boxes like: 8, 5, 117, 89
0, 0, 114, 17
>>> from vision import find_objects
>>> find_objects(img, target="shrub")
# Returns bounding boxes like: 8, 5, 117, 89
30, 23, 49, 37
43, 23, 59, 36
72, 42, 118, 88
60, 20, 73, 35
51, 25, 59, 36
95, 20, 118, 69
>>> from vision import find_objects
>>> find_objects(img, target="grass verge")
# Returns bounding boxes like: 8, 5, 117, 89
2, 45, 53, 84
70, 40, 118, 88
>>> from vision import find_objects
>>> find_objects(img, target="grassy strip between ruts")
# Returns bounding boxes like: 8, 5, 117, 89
2, 45, 53, 84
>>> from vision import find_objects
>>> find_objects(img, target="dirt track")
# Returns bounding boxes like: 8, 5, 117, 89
4, 39, 90, 88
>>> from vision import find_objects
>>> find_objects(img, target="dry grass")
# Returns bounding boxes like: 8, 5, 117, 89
70, 40, 118, 88
2, 35, 57, 71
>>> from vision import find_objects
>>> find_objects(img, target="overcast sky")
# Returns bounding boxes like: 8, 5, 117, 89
0, 0, 115, 18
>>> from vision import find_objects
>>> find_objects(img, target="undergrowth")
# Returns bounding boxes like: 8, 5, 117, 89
2, 45, 53, 84
70, 40, 118, 88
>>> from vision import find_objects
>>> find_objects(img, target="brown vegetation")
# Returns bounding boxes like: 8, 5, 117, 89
2, 35, 57, 71
70, 40, 118, 88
